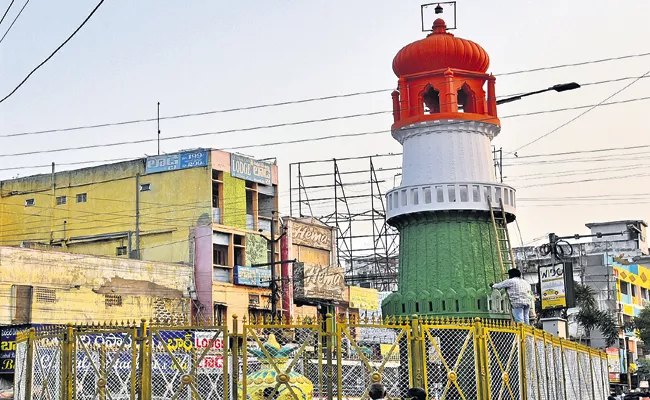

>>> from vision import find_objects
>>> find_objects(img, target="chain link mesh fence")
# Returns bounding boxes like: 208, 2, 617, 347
11, 319, 611, 400
150, 326, 228, 400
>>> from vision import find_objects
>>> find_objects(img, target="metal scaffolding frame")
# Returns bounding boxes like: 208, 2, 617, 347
289, 154, 401, 291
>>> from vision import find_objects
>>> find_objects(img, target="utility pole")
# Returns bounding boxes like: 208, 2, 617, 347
157, 102, 161, 155
258, 211, 286, 317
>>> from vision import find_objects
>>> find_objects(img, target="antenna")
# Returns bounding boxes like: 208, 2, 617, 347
157, 102, 161, 155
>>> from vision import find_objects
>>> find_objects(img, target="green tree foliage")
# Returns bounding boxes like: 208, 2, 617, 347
572, 283, 619, 346
633, 306, 650, 344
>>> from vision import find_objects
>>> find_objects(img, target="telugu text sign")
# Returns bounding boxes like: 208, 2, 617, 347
145, 150, 209, 174
294, 262, 345, 302
291, 221, 332, 250
230, 154, 272, 185
539, 264, 567, 310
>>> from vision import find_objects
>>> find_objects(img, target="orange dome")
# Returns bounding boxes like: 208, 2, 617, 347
392, 19, 490, 77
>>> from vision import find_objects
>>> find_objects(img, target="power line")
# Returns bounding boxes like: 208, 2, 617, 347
1, 95, 649, 160
508, 68, 650, 154
0, 0, 15, 26
0, 0, 28, 44
503, 143, 650, 160
0, 0, 105, 104
4, 53, 650, 138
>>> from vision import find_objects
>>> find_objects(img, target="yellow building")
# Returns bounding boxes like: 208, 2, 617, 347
0, 149, 279, 328
0, 246, 192, 325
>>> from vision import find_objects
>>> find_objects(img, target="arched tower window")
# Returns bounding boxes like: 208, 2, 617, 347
457, 84, 476, 113
422, 86, 440, 114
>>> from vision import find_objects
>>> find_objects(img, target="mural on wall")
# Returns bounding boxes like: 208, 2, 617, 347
246, 233, 268, 266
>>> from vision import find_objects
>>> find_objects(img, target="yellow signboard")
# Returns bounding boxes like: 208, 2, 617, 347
539, 264, 567, 310
348, 286, 379, 311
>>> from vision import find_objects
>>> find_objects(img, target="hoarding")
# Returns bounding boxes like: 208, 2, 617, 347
539, 263, 567, 310
234, 266, 271, 287
291, 221, 332, 250
293, 262, 345, 302
230, 154, 272, 185
607, 347, 621, 383
0, 324, 39, 374
145, 150, 209, 174
349, 286, 379, 311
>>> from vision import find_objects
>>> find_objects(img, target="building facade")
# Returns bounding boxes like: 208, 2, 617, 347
0, 149, 279, 329
514, 219, 649, 387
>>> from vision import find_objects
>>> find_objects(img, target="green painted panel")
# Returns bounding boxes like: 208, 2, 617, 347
383, 212, 510, 319
223, 172, 247, 229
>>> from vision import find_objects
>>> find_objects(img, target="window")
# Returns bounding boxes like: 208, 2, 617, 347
411, 188, 419, 205
56, 196, 67, 205
642, 287, 648, 300
140, 183, 151, 192
25, 198, 35, 207
35, 287, 56, 303
631, 284, 638, 297
214, 304, 227, 326
76, 193, 87, 203
249, 294, 260, 306
459, 185, 468, 202
116, 246, 127, 256
472, 185, 480, 202
457, 84, 476, 113
435, 186, 444, 203
448, 185, 456, 202
213, 244, 228, 266
620, 280, 629, 295
423, 187, 432, 204
422, 85, 440, 114
105, 294, 123, 307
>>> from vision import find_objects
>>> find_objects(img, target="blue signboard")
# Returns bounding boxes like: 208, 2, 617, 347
234, 266, 271, 287
230, 154, 272, 185
145, 150, 209, 174
0, 324, 43, 374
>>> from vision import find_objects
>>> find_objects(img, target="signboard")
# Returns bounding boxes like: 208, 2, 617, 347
293, 262, 345, 302
349, 286, 379, 311
145, 150, 209, 174
539, 263, 568, 310
292, 222, 332, 250
230, 154, 272, 185
607, 347, 621, 383
0, 324, 39, 374
234, 266, 271, 287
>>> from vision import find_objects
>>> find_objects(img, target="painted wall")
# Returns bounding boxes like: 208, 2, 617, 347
0, 159, 212, 264
222, 172, 246, 230
0, 246, 192, 325
212, 283, 271, 330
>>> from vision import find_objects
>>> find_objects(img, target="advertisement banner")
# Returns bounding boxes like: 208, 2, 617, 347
291, 221, 332, 250
607, 347, 621, 383
145, 150, 209, 174
293, 262, 345, 302
230, 154, 272, 185
539, 264, 567, 310
349, 287, 379, 311
234, 266, 271, 287
0, 324, 40, 374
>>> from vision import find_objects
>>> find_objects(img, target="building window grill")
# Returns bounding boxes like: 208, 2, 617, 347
35, 287, 56, 303
76, 193, 87, 203
140, 183, 151, 192
56, 196, 67, 205
25, 199, 35, 207
116, 246, 127, 256
105, 294, 123, 307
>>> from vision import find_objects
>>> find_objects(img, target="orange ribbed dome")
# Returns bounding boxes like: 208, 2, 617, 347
392, 19, 490, 77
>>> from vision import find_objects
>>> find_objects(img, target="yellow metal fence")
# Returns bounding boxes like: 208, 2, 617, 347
12, 316, 608, 400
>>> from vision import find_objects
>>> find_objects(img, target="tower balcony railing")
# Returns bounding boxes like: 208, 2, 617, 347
386, 181, 516, 220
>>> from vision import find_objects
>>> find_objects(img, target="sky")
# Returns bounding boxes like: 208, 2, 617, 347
1, 0, 650, 248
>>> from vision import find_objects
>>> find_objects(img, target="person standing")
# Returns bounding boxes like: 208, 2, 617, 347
490, 268, 533, 324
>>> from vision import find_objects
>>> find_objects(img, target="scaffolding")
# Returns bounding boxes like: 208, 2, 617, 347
289, 154, 401, 291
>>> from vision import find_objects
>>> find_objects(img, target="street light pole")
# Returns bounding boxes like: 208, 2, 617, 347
496, 82, 581, 105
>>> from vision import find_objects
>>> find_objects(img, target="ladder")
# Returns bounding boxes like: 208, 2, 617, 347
489, 197, 517, 279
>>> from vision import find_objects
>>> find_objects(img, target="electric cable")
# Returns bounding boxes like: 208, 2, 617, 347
1, 95, 649, 160
0, 0, 105, 104
5, 52, 650, 138
0, 0, 15, 26
0, 0, 27, 44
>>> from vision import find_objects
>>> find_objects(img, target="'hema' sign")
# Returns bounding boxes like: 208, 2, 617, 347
230, 154, 272, 185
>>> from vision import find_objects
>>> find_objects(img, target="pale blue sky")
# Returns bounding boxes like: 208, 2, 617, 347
1, 0, 650, 245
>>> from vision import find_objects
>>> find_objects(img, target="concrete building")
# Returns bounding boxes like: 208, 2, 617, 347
0, 149, 279, 328
0, 246, 193, 385
514, 219, 648, 385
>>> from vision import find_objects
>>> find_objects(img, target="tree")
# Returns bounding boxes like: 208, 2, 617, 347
633, 305, 650, 344
571, 284, 619, 346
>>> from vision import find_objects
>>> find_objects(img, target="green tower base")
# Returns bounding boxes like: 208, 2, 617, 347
382, 212, 510, 319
